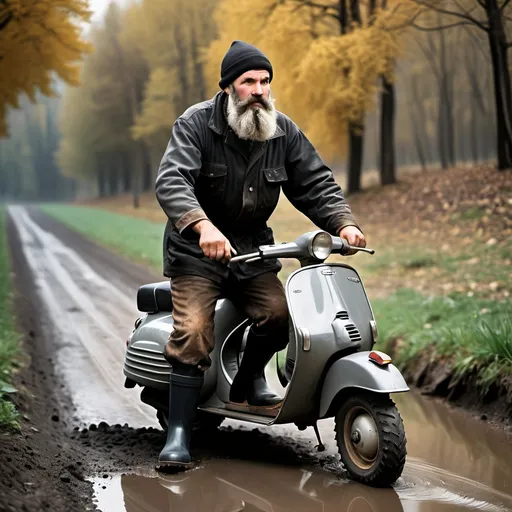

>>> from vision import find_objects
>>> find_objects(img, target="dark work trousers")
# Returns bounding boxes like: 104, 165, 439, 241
164, 272, 289, 371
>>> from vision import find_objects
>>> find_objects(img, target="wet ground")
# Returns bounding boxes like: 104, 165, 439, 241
6, 206, 512, 512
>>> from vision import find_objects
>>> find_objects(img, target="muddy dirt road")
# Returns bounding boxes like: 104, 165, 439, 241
5, 205, 512, 512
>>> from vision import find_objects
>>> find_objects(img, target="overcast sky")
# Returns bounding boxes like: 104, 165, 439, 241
88, 0, 107, 21
88, 0, 127, 23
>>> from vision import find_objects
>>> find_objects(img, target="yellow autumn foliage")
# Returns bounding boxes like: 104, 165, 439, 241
0, 0, 92, 136
204, 0, 412, 159
126, 0, 218, 145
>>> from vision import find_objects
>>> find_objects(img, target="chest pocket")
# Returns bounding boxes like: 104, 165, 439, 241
258, 166, 288, 214
263, 166, 288, 184
196, 162, 228, 201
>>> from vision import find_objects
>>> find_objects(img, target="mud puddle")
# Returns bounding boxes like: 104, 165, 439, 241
90, 457, 512, 512
89, 391, 512, 512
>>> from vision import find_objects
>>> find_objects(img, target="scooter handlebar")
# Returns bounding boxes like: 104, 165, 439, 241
229, 232, 374, 266
332, 237, 375, 255
229, 251, 261, 264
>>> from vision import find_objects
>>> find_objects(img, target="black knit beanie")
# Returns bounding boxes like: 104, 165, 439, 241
219, 41, 273, 90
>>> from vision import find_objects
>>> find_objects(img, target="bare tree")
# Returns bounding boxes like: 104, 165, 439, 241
412, 0, 512, 170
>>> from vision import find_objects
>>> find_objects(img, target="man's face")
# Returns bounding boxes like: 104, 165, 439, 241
224, 69, 277, 141
226, 70, 271, 106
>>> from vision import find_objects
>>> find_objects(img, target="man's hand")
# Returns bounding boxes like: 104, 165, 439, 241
192, 220, 237, 264
338, 226, 366, 256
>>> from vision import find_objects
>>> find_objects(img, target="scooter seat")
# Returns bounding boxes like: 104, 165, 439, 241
137, 281, 173, 313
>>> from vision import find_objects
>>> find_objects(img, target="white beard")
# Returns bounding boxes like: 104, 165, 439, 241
226, 90, 277, 142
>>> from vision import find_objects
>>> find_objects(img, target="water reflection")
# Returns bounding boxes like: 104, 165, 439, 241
93, 456, 512, 512
92, 391, 512, 512
393, 391, 512, 495
119, 460, 402, 512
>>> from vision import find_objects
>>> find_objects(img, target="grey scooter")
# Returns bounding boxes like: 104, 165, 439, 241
123, 230, 409, 487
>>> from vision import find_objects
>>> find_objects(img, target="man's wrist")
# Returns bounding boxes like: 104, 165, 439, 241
191, 219, 213, 234
338, 224, 361, 235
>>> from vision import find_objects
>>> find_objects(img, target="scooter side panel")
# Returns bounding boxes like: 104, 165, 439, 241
124, 312, 173, 390
275, 263, 375, 424
124, 299, 244, 399
319, 351, 409, 418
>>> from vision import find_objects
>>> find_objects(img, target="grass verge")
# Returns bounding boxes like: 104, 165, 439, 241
41, 204, 165, 273
374, 289, 512, 395
0, 207, 21, 430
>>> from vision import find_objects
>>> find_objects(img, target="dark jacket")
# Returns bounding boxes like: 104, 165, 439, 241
155, 91, 359, 283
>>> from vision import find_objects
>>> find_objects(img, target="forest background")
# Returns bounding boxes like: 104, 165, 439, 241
0, 0, 508, 204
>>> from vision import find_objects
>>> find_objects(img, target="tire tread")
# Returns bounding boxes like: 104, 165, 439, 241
334, 392, 407, 487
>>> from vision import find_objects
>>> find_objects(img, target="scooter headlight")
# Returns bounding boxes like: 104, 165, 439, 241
309, 231, 333, 260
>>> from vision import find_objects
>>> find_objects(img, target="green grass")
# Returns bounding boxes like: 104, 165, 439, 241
41, 204, 166, 273
42, 203, 511, 394
373, 289, 512, 394
0, 207, 21, 430
451, 206, 486, 221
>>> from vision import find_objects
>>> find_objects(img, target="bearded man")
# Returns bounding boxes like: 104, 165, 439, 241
155, 40, 366, 466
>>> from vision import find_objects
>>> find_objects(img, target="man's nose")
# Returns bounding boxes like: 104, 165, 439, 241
253, 82, 263, 96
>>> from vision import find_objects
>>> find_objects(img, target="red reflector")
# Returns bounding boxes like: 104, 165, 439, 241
369, 351, 391, 366
126, 339, 129, 347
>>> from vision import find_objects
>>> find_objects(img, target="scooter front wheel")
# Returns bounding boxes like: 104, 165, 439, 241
334, 392, 406, 487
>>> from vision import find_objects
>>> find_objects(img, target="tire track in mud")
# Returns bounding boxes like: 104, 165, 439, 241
8, 205, 158, 427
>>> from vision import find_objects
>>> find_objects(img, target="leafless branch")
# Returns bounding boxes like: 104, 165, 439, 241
381, 5, 424, 32
501, 0, 512, 12
413, 0, 488, 32
452, 0, 480, 20
0, 3, 12, 31
416, 35, 441, 82
412, 20, 475, 31
260, 1, 286, 24
290, 0, 339, 15
291, 2, 340, 22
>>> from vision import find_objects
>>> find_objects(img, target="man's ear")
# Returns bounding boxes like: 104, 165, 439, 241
224, 86, 231, 95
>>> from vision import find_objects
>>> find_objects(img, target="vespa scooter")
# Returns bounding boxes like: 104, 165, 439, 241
123, 230, 409, 487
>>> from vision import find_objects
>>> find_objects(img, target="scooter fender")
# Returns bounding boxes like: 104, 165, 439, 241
319, 351, 409, 418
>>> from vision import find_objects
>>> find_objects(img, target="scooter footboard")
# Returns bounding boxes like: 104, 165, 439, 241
319, 351, 409, 418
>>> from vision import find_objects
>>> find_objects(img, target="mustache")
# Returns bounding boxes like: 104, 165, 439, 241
233, 93, 273, 112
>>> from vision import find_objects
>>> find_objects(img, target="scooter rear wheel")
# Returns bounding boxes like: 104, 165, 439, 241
334, 392, 406, 487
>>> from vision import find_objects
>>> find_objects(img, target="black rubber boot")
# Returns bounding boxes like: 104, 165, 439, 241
229, 330, 282, 411
158, 363, 204, 467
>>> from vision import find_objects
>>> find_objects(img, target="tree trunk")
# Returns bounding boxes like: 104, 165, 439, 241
131, 143, 144, 209
108, 164, 119, 196
437, 95, 448, 169
469, 89, 479, 164
488, 32, 512, 168
120, 151, 132, 192
341, 0, 364, 191
486, 0, 512, 169
408, 104, 427, 172
190, 24, 206, 101
439, 25, 456, 167
142, 143, 153, 192
409, 75, 430, 170
97, 167, 107, 198
379, 75, 396, 185
347, 122, 364, 193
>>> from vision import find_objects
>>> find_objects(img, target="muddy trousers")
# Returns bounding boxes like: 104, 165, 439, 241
159, 272, 289, 465
164, 272, 290, 370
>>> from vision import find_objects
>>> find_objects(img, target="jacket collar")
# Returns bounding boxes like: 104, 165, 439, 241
208, 91, 285, 140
